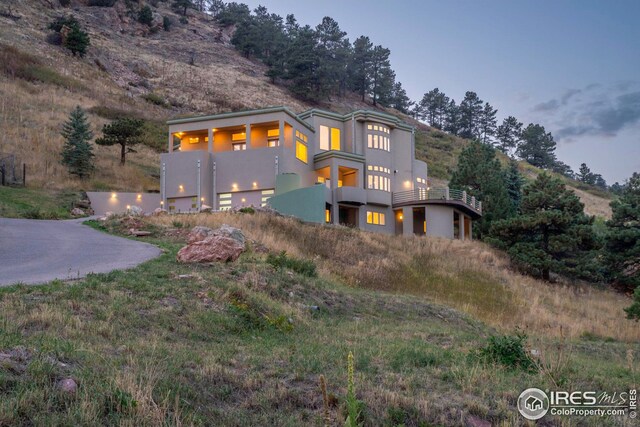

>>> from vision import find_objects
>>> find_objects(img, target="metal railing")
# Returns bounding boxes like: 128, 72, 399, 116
392, 187, 482, 212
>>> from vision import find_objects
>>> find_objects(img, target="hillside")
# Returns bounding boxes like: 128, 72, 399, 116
0, 0, 614, 218
0, 211, 636, 425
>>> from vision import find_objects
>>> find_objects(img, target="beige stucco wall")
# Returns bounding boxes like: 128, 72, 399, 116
87, 192, 161, 215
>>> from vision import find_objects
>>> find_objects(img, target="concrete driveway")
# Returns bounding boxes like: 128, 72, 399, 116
0, 217, 161, 286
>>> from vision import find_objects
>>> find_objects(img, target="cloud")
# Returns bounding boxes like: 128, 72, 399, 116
531, 82, 640, 141
533, 99, 560, 112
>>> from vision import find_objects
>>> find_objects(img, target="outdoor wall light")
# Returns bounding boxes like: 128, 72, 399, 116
252, 181, 257, 187
137, 194, 142, 200
179, 185, 184, 191
111, 192, 117, 199
241, 198, 246, 203
160, 201, 164, 206
399, 214, 403, 220
201, 197, 205, 202
232, 183, 238, 190
126, 205, 131, 210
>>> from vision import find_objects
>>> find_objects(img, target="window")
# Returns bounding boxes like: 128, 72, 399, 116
296, 140, 308, 163
268, 139, 279, 147
231, 132, 246, 141
267, 129, 279, 137
366, 124, 391, 152
416, 177, 427, 185
188, 137, 200, 144
368, 165, 390, 174
261, 189, 274, 207
268, 129, 280, 147
325, 209, 331, 223
295, 130, 308, 142
366, 211, 386, 225
367, 175, 390, 192
232, 143, 246, 151
218, 193, 232, 211
319, 125, 341, 151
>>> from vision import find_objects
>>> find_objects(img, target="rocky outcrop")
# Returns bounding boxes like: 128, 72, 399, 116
71, 207, 85, 216
177, 225, 246, 263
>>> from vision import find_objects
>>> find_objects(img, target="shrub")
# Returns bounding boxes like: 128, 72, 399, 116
138, 5, 153, 26
266, 251, 317, 277
142, 92, 167, 107
163, 16, 172, 31
59, 0, 71, 7
238, 207, 255, 214
48, 15, 90, 57
476, 331, 536, 371
88, 0, 117, 6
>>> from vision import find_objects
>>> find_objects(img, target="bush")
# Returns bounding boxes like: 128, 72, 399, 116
138, 5, 153, 26
59, 0, 71, 7
142, 92, 167, 107
48, 15, 90, 57
163, 16, 172, 31
238, 207, 255, 214
88, 0, 117, 6
266, 251, 317, 277
475, 331, 536, 371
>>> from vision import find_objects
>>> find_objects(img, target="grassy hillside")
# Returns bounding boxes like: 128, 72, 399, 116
0, 186, 82, 219
0, 212, 636, 426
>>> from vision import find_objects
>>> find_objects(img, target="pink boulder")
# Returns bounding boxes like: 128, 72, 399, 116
178, 225, 246, 263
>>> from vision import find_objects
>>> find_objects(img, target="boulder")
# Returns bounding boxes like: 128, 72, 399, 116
57, 378, 78, 394
153, 208, 168, 216
151, 12, 164, 29
200, 204, 212, 213
187, 226, 214, 244
75, 199, 91, 209
129, 205, 143, 216
71, 207, 85, 216
178, 225, 246, 263
105, 211, 115, 218
129, 229, 152, 237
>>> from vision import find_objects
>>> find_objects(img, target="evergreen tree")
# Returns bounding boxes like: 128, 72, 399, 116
449, 140, 513, 237
348, 36, 373, 102
496, 116, 523, 154
207, 0, 225, 17
216, 2, 250, 25
517, 123, 557, 169
551, 160, 575, 179
505, 160, 523, 213
458, 91, 483, 139
490, 173, 600, 281
138, 5, 153, 26
49, 16, 90, 57
593, 174, 607, 189
604, 172, 640, 299
315, 16, 350, 98
172, 0, 195, 16
61, 106, 94, 179
95, 118, 144, 165
479, 102, 498, 144
443, 99, 461, 135
577, 163, 594, 184
369, 45, 392, 107
417, 88, 449, 129
283, 25, 322, 101
389, 81, 413, 114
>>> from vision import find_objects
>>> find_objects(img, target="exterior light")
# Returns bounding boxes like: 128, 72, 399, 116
252, 181, 257, 187
137, 194, 142, 199
111, 192, 117, 198
126, 205, 131, 210
399, 214, 403, 220
179, 185, 184, 191
200, 197, 205, 202
160, 201, 164, 206
232, 183, 238, 190
241, 198, 246, 203
403, 180, 411, 188
427, 186, 431, 190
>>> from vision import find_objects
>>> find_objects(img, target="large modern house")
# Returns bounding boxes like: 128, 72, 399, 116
160, 107, 481, 240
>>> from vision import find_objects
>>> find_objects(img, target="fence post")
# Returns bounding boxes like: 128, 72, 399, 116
22, 163, 26, 186
1, 167, 4, 186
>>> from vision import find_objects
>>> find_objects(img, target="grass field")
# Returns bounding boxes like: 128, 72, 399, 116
0, 212, 637, 426
0, 186, 82, 219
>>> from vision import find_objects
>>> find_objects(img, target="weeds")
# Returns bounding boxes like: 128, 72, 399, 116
475, 331, 536, 372
344, 351, 364, 427
266, 251, 317, 277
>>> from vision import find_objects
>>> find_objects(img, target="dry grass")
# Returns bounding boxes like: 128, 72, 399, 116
149, 212, 638, 342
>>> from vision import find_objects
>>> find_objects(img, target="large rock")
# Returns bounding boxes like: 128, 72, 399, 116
57, 378, 78, 394
71, 207, 85, 216
129, 205, 143, 216
178, 225, 246, 263
153, 208, 168, 216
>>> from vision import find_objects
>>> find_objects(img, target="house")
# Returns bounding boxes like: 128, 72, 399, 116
160, 106, 481, 240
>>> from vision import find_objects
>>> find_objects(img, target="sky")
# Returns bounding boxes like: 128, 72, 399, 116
241, 0, 640, 184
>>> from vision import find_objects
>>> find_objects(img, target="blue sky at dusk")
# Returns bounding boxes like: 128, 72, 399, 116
242, 0, 640, 184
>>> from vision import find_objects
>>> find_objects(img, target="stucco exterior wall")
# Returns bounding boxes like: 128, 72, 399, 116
268, 183, 326, 224
87, 192, 161, 215
425, 205, 455, 239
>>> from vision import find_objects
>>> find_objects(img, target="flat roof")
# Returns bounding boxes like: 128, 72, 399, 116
166, 106, 316, 132
298, 108, 414, 131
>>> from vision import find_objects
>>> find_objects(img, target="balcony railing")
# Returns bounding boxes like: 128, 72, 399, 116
392, 187, 482, 213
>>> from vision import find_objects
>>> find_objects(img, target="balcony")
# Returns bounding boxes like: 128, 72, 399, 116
335, 186, 367, 205
392, 188, 482, 217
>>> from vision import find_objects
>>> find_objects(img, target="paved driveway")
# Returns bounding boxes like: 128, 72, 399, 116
0, 217, 161, 286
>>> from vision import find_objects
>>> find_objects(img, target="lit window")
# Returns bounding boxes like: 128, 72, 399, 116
188, 137, 200, 144
325, 209, 331, 223
233, 143, 246, 151
267, 129, 280, 137
319, 126, 329, 150
367, 124, 373, 130
331, 128, 341, 150
373, 135, 378, 149
231, 132, 246, 141
219, 193, 232, 199
374, 125, 379, 131
367, 134, 373, 148
296, 140, 308, 163
366, 211, 386, 225
261, 189, 274, 195
296, 130, 308, 142
317, 177, 326, 183
268, 139, 279, 147
337, 180, 343, 188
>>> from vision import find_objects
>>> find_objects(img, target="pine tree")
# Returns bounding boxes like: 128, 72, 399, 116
449, 140, 513, 237
348, 36, 373, 102
604, 172, 640, 299
369, 45, 391, 107
490, 173, 600, 281
138, 5, 153, 26
479, 102, 498, 144
577, 163, 593, 183
443, 99, 461, 135
496, 116, 523, 154
458, 91, 483, 139
315, 16, 350, 98
95, 118, 144, 165
389, 81, 413, 114
517, 123, 557, 169
61, 106, 94, 179
283, 25, 322, 101
172, 0, 195, 16
505, 160, 523, 213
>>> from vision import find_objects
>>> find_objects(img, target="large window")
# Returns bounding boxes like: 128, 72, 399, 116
367, 165, 391, 192
296, 140, 307, 163
218, 193, 232, 211
267, 129, 280, 147
366, 124, 390, 152
261, 189, 274, 207
366, 211, 386, 226
319, 125, 341, 151
232, 143, 246, 151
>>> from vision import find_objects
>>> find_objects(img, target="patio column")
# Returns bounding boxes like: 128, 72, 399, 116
330, 162, 339, 225
208, 128, 213, 152
402, 206, 413, 236
245, 123, 251, 149
460, 213, 466, 241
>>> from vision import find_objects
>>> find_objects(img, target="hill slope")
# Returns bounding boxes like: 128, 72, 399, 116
0, 0, 613, 217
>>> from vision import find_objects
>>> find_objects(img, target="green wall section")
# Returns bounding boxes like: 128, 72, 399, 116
269, 180, 326, 224
274, 173, 301, 196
